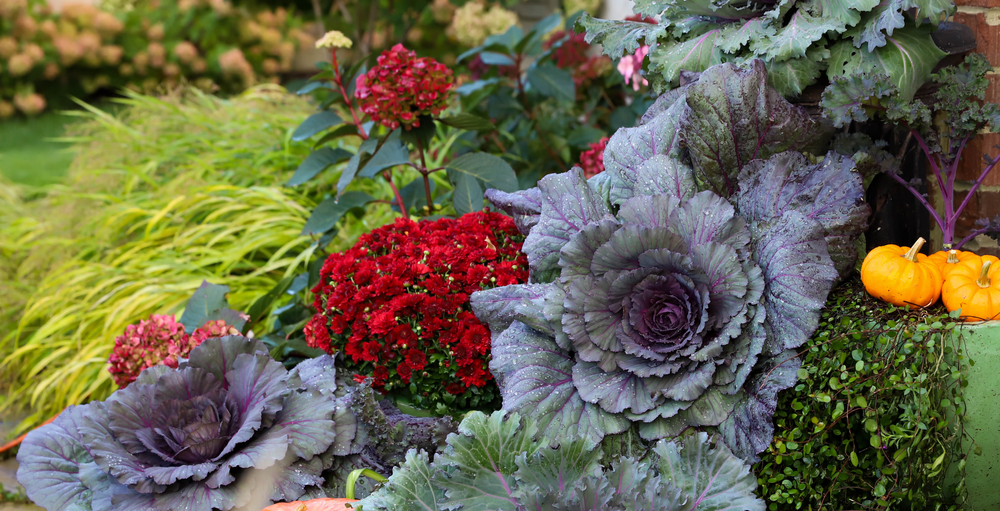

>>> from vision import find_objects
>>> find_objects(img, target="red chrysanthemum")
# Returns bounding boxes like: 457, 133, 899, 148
108, 315, 241, 388
354, 44, 454, 130
579, 136, 608, 178
305, 212, 528, 411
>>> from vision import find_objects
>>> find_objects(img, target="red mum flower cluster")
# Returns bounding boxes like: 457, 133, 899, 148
579, 136, 608, 178
108, 315, 241, 388
305, 212, 527, 410
354, 43, 454, 130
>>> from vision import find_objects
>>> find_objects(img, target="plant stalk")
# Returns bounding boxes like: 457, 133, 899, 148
416, 138, 434, 212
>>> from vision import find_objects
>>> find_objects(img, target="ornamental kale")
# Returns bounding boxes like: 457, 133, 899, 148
358, 410, 764, 511
579, 0, 951, 98
18, 336, 356, 511
471, 61, 869, 461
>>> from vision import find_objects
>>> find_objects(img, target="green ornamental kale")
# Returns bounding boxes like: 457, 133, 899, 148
470, 61, 870, 462
357, 410, 765, 511
579, 0, 951, 98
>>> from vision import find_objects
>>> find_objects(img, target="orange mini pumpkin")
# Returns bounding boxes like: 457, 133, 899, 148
261, 498, 358, 511
942, 259, 1000, 321
861, 237, 943, 309
927, 249, 979, 277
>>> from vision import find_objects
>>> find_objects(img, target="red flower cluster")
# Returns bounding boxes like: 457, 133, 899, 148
354, 44, 454, 130
546, 30, 590, 69
108, 315, 241, 388
305, 212, 527, 406
580, 137, 608, 178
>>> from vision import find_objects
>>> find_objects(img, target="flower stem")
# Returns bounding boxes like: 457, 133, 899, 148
416, 138, 434, 213
383, 170, 406, 215
331, 49, 367, 139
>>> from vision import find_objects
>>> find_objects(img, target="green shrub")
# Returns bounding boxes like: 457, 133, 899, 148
0, 0, 313, 117
755, 278, 971, 510
0, 87, 395, 432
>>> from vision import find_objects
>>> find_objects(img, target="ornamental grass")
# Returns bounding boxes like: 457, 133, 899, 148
0, 87, 395, 433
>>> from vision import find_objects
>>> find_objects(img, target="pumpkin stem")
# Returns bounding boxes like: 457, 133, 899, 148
978, 261, 993, 288
947, 250, 960, 264
904, 237, 926, 262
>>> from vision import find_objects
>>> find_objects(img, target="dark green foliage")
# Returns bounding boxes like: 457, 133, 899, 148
755, 277, 971, 510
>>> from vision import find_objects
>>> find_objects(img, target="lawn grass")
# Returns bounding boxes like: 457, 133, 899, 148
0, 112, 76, 187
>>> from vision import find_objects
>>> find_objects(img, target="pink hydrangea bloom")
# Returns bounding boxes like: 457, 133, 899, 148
617, 45, 649, 91
108, 314, 240, 388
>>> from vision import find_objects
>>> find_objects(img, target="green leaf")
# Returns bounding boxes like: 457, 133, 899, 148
828, 26, 946, 100
449, 172, 483, 217
766, 57, 822, 96
243, 274, 295, 333
850, 451, 859, 467
287, 147, 353, 186
446, 152, 518, 192
435, 411, 545, 511
357, 132, 411, 179
648, 29, 723, 86
808, 0, 879, 30
654, 432, 764, 511
179, 281, 230, 333
717, 18, 777, 53
302, 191, 375, 235
752, 11, 836, 61
336, 137, 379, 197
527, 64, 575, 102
437, 113, 496, 132
480, 52, 516, 66
819, 73, 898, 127
313, 124, 361, 148
457, 42, 513, 63
296, 81, 333, 95
292, 110, 343, 141
578, 13, 666, 60
358, 451, 445, 510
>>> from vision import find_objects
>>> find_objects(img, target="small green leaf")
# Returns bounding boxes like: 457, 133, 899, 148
243, 274, 296, 333
313, 124, 361, 148
292, 110, 343, 141
449, 172, 483, 217
287, 147, 353, 186
446, 152, 518, 192
179, 281, 230, 334
302, 191, 375, 235
356, 133, 411, 179
850, 451, 859, 467
437, 113, 496, 132
855, 396, 868, 408
527, 64, 575, 102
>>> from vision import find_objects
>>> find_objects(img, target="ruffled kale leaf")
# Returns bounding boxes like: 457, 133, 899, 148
578, 12, 666, 60
480, 61, 868, 462
357, 411, 765, 511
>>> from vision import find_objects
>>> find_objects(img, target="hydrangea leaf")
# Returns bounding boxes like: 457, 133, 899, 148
578, 13, 667, 60
736, 151, 870, 278
750, 11, 837, 61
830, 25, 946, 100
470, 284, 553, 334
718, 351, 802, 462
434, 411, 544, 511
648, 29, 724, 87
358, 450, 446, 511
16, 404, 118, 511
653, 432, 764, 511
679, 60, 832, 198
765, 57, 822, 97
490, 322, 630, 448
484, 188, 542, 235
606, 99, 688, 206
523, 168, 610, 282
749, 211, 837, 355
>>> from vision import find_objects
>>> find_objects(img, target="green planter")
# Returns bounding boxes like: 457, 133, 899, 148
959, 321, 1000, 510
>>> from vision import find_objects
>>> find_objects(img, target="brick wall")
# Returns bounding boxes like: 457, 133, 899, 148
950, 1, 1000, 256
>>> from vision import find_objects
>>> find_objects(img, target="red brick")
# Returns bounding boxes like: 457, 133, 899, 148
953, 11, 1000, 66
954, 189, 1000, 243
956, 133, 1000, 184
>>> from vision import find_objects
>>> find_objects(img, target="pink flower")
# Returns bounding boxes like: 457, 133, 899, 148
617, 45, 649, 91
